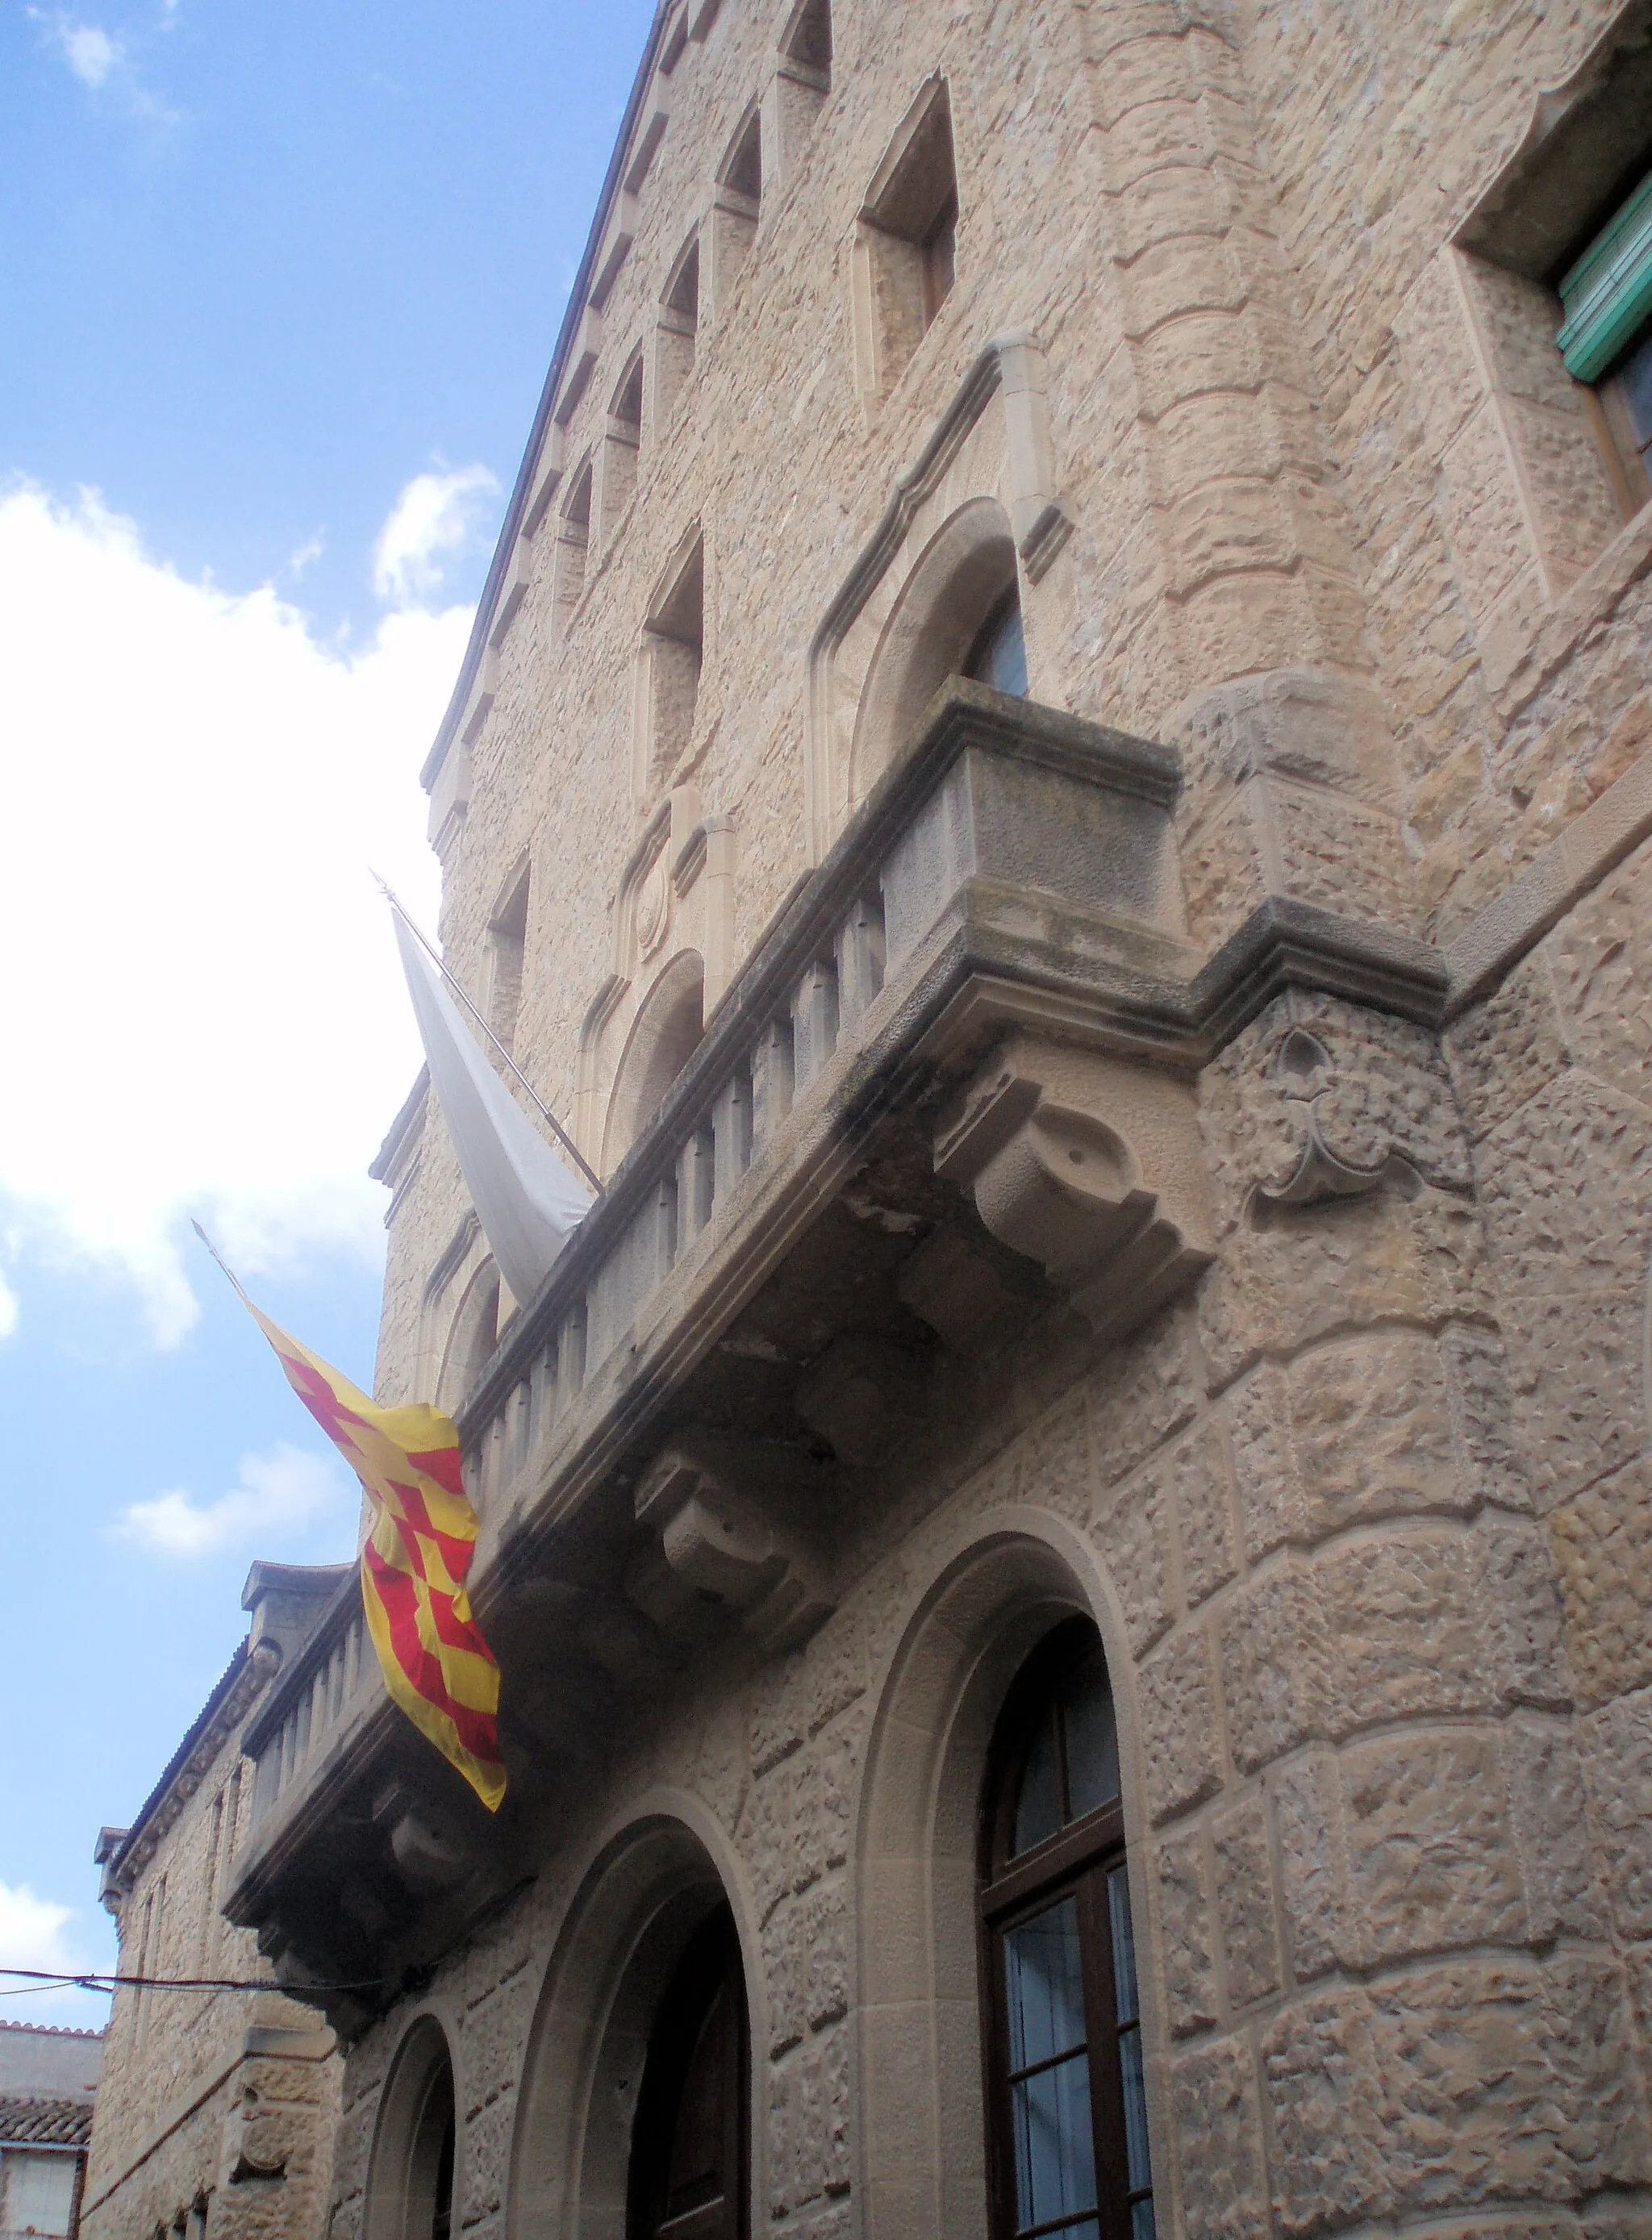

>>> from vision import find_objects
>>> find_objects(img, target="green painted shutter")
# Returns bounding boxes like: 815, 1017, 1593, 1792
1558, 169, 1652, 385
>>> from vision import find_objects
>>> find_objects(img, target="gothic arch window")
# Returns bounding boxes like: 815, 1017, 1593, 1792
965, 588, 1028, 699
603, 351, 645, 545
657, 235, 700, 419
978, 1618, 1153, 2240
554, 457, 594, 628
640, 532, 705, 798
366, 2021, 459, 2240
848, 494, 1020, 803
437, 1261, 501, 1410
628, 1902, 749, 2240
603, 950, 706, 1173
853, 79, 957, 401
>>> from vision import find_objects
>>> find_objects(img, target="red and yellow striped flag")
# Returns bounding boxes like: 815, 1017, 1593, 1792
199, 1234, 505, 1810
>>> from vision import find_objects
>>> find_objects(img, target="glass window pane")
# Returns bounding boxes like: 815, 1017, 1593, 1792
1116, 2023, 1152, 2197
1004, 1896, 1087, 2069
1013, 1704, 1062, 1856
1062, 1659, 1120, 1821
1105, 1867, 1139, 2027
984, 603, 1028, 697
1010, 2054, 1098, 2233
1619, 323, 1652, 453
1107, 1867, 1154, 2205
1130, 2201, 1158, 2240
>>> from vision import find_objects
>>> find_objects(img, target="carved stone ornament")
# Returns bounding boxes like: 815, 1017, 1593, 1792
1251, 1006, 1471, 1212
628, 1433, 834, 1654
229, 2100, 290, 2185
933, 1032, 1216, 1343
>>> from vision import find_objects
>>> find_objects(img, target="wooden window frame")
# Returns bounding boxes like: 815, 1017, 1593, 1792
628, 1904, 750, 2240
976, 1620, 1150, 2240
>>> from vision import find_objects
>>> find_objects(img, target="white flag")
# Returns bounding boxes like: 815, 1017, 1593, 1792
392, 910, 592, 1310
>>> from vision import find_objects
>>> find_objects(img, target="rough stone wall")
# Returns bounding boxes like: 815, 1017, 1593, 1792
1238, 0, 1652, 945
86, 1725, 339, 2240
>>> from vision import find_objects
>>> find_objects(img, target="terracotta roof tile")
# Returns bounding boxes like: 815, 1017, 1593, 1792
0, 2096, 94, 2147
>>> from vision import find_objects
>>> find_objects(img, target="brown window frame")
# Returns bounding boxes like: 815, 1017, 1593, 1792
977, 1618, 1152, 2240
628, 1903, 750, 2240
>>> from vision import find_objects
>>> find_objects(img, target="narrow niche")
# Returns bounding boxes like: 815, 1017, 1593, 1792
657, 235, 700, 421
553, 458, 593, 628
770, 0, 831, 179
708, 109, 761, 315
600, 354, 645, 548
640, 532, 704, 797
853, 78, 957, 402
487, 858, 530, 1056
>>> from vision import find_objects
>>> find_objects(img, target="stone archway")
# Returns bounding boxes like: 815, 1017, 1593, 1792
365, 2016, 459, 2240
600, 949, 705, 1176
507, 1804, 761, 2240
846, 495, 1019, 808
853, 1513, 1169, 2240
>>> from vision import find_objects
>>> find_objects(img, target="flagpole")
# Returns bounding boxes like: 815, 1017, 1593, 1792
373, 874, 603, 1196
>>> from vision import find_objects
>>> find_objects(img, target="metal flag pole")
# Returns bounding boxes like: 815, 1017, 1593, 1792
372, 873, 604, 1196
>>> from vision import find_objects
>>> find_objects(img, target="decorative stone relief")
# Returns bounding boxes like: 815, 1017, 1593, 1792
1212, 995, 1472, 1220
628, 1433, 835, 1654
933, 1032, 1216, 1344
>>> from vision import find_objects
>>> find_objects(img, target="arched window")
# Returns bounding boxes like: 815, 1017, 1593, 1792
408, 2061, 456, 2240
965, 589, 1028, 698
603, 951, 705, 1172
628, 1904, 749, 2240
978, 1619, 1153, 2240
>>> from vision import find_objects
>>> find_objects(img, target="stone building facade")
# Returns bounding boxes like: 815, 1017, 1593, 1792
86, 1568, 344, 2240
223, 7, 1652, 2240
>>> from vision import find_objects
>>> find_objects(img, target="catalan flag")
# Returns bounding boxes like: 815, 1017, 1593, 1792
197, 1228, 505, 1810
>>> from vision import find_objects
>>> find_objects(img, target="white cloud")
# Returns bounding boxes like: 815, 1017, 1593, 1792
116, 1439, 353, 1558
373, 465, 499, 608
0, 1271, 16, 1341
0, 1881, 107, 2029
0, 480, 471, 1341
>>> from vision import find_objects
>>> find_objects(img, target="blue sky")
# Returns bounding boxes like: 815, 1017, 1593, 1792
0, 0, 653, 2025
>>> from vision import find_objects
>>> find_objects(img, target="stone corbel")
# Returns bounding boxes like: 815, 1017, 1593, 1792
628, 1433, 834, 1654
371, 1782, 484, 1896
934, 1033, 1215, 1343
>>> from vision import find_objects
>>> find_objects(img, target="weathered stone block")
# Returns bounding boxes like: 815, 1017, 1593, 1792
1446, 951, 1564, 1143
1212, 1797, 1280, 2007
1167, 2035, 1271, 2240
1164, 1413, 1241, 1610
1287, 1336, 1463, 1537
1550, 1458, 1652, 1708
1317, 1529, 1490, 1729
1551, 840, 1652, 1114
1500, 1716, 1606, 1943
1270, 1749, 1360, 1981
1343, 1729, 1525, 1963
1261, 1988, 1387, 2237
1515, 1283, 1647, 1517
1224, 1359, 1306, 1562
1220, 1564, 1329, 1775
1156, 1829, 1219, 2037
1093, 1466, 1174, 1660
1582, 1690, 1652, 1943
1087, 1296, 1204, 1489
1370, 1955, 1652, 2204
1138, 1625, 1224, 1824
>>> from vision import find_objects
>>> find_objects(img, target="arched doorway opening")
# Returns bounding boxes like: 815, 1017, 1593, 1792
365, 2018, 459, 2240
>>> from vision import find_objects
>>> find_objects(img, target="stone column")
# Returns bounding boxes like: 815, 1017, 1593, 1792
1084, 0, 1410, 949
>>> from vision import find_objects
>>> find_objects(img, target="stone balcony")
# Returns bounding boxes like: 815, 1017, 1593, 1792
223, 680, 1446, 2033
